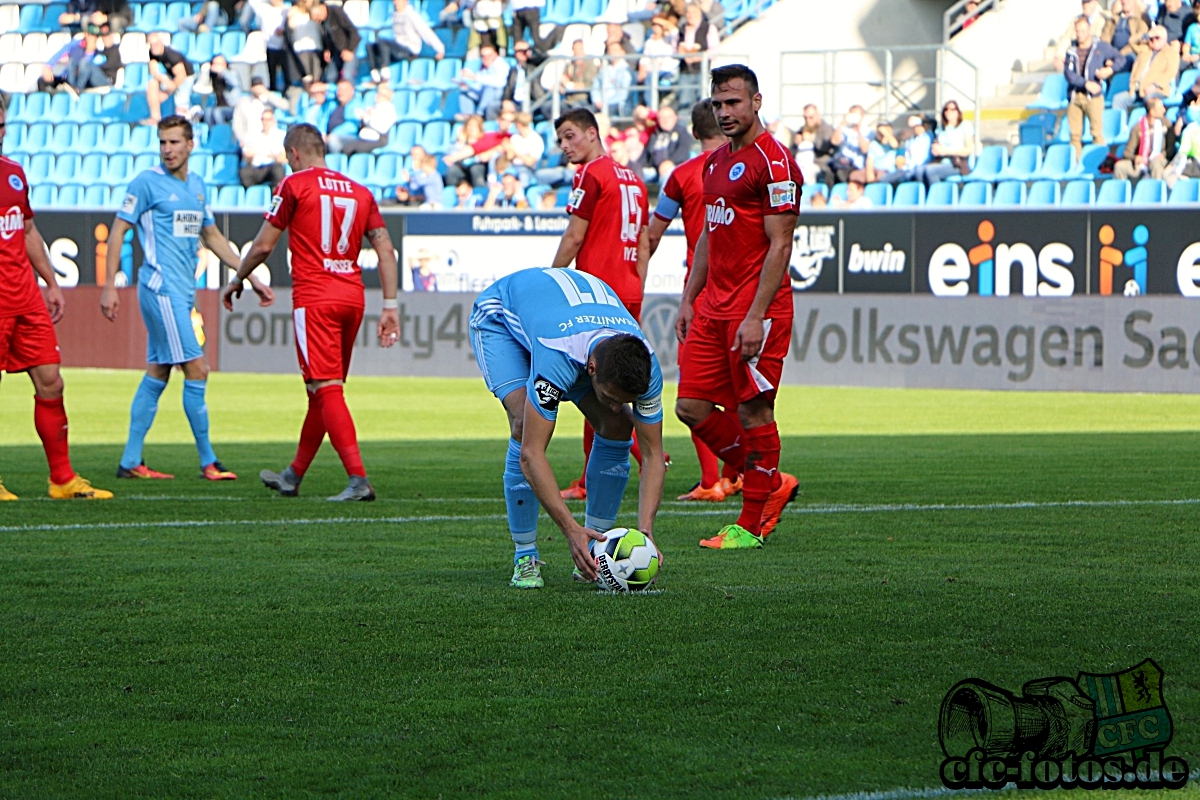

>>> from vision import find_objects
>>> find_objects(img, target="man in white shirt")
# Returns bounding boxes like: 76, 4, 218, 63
329, 84, 400, 154
232, 76, 289, 146
239, 108, 287, 188
248, 0, 288, 90
503, 111, 544, 185
367, 0, 445, 85
456, 43, 510, 120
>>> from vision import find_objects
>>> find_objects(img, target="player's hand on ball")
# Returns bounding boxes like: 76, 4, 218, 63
734, 316, 765, 362
220, 281, 243, 312
378, 308, 400, 348
567, 523, 607, 581
100, 286, 119, 321
675, 301, 694, 344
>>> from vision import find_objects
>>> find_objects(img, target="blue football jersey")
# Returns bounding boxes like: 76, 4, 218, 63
117, 166, 214, 299
473, 268, 664, 424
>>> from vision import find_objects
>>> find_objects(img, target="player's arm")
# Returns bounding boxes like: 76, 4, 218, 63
633, 416, 665, 536
366, 225, 400, 348
636, 224, 649, 289
550, 214, 589, 268
25, 220, 64, 324
647, 214, 670, 257
675, 226, 709, 344
202, 223, 274, 307
734, 212, 797, 361
222, 220, 283, 311
100, 216, 135, 321
519, 401, 606, 581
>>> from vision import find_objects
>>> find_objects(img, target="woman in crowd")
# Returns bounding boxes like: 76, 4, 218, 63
287, 0, 324, 85
921, 100, 974, 186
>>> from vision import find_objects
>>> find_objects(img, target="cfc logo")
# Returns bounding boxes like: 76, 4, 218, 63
0, 205, 24, 240
705, 198, 735, 231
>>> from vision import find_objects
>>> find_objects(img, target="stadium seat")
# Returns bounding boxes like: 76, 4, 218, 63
368, 0, 392, 28
244, 184, 272, 209
442, 89, 462, 120
48, 154, 79, 185
58, 184, 84, 206
84, 185, 109, 208
326, 153, 346, 173
1029, 73, 1069, 110
344, 0, 369, 26
3, 121, 24, 152
960, 145, 1006, 182
410, 90, 444, 123
188, 154, 212, 181
429, 58, 463, 90
81, 153, 106, 183
171, 31, 193, 58
374, 153, 401, 185
17, 4, 41, 33
347, 153, 374, 182
1131, 178, 1166, 205
16, 122, 51, 155
134, 153, 158, 174
219, 31, 245, 61
103, 123, 131, 151
1100, 108, 1125, 143
1097, 179, 1131, 204
958, 181, 991, 206
30, 184, 55, 208
216, 185, 244, 208
1105, 70, 1130, 105
800, 183, 828, 204
209, 153, 240, 184
77, 123, 104, 153
164, 1, 192, 29
205, 124, 239, 154
189, 31, 216, 63
996, 144, 1042, 181
830, 182, 848, 202
440, 185, 458, 207
993, 180, 1026, 206
11, 92, 47, 124
123, 62, 149, 89
891, 181, 925, 207
390, 121, 421, 153
48, 123, 77, 154
1077, 143, 1110, 179
1034, 143, 1078, 181
40, 4, 68, 32
0, 61, 25, 93
1168, 178, 1200, 204
1166, 69, 1198, 106
122, 93, 153, 124
133, 2, 164, 31
20, 32, 48, 63
1062, 180, 1095, 205
574, 0, 605, 22
46, 92, 73, 123
69, 93, 103, 124
104, 154, 134, 184
864, 182, 892, 206
407, 57, 434, 85
544, 0, 574, 25
0, 4, 16, 34
1026, 180, 1061, 207
129, 124, 159, 155
27, 153, 54, 183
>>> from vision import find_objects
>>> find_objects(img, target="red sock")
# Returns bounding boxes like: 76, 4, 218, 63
736, 422, 782, 534
691, 408, 746, 472
692, 432, 719, 488
315, 385, 365, 478
34, 396, 74, 485
290, 391, 326, 478
579, 420, 595, 488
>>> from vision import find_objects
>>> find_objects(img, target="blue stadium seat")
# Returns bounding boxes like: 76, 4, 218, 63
41, 2, 68, 29
49, 123, 77, 153
205, 185, 217, 206
81, 154, 106, 183
1034, 143, 1077, 181
5, 94, 24, 123
864, 182, 892, 206
368, 0, 391, 28
1097, 179, 1131, 204
410, 89, 443, 122
171, 31, 193, 58
1114, 106, 1146, 147
574, 0, 605, 21
111, 183, 129, 203
830, 182, 848, 202
996, 144, 1042, 181
1077, 143, 1110, 179
103, 123, 131, 151
46, 92, 73, 123
1105, 70, 1130, 105
57, 184, 84, 206
543, 0, 573, 24
11, 93, 48, 125
164, 1, 192, 28
84, 185, 109, 207
4, 124, 25, 153
1029, 73, 1068, 110
1062, 180, 1095, 205
188, 154, 212, 181
1131, 178, 1166, 205
189, 30, 216, 63
961, 145, 1006, 182
800, 183, 828, 204
993, 180, 1026, 206
448, 27, 469, 58
18, 5, 42, 32
407, 58, 434, 85
1100, 108, 1125, 142
209, 153, 240, 184
104, 154, 134, 184
390, 121, 421, 152
130, 124, 159, 154
17, 123, 52, 156
384, 61, 409, 85
27, 154, 54, 183
216, 185, 244, 207
123, 62, 149, 89
244, 184, 272, 208
51, 154, 81, 185
134, 153, 158, 174
122, 93, 153, 124
1166, 69, 1199, 106
219, 31, 245, 60
347, 153, 374, 182
133, 2, 165, 30
1026, 180, 1061, 206
69, 93, 103, 123
97, 92, 128, 121
441, 184, 458, 207
429, 58, 462, 90
30, 185, 56, 208
1018, 112, 1057, 146
1168, 178, 1200, 204
891, 181, 924, 207
441, 89, 461, 120
373, 153, 401, 185
78, 122, 104, 150
326, 153, 346, 173
387, 89, 412, 119
205, 124, 238, 154
958, 181, 991, 206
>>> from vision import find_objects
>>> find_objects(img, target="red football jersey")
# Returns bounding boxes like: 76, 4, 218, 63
0, 157, 43, 319
699, 131, 801, 321
266, 166, 385, 309
567, 155, 648, 305
657, 151, 707, 276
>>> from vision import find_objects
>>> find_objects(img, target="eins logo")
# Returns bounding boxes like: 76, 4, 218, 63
1098, 224, 1149, 296
929, 220, 1075, 297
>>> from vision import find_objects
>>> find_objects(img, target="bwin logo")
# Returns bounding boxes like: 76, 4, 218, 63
706, 198, 735, 231
929, 220, 1076, 297
848, 243, 905, 274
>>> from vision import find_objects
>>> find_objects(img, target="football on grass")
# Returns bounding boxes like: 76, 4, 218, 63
591, 528, 660, 591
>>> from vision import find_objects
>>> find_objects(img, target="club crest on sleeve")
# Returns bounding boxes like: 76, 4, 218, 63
8, 174, 23, 192
729, 162, 745, 181
567, 187, 585, 208
533, 376, 564, 410
768, 180, 797, 208
121, 193, 138, 214
269, 194, 283, 216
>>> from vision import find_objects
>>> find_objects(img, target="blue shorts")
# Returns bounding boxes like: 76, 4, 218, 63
138, 283, 204, 365
471, 311, 529, 403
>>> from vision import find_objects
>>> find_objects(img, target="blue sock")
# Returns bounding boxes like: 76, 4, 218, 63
584, 433, 632, 532
183, 380, 218, 468
120, 375, 167, 470
504, 438, 540, 563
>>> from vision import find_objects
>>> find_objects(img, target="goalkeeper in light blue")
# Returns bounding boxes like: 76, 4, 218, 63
99, 115, 274, 481
469, 267, 666, 589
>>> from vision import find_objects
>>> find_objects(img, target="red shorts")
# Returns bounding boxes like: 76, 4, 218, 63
677, 313, 792, 407
293, 304, 364, 382
0, 309, 61, 373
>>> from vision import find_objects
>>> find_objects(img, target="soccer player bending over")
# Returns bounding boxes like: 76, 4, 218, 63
102, 115, 274, 482
469, 267, 666, 589
0, 104, 111, 500
674, 64, 802, 550
223, 123, 400, 502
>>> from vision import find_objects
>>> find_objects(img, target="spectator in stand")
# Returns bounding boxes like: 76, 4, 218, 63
696, 0, 725, 29
397, 146, 445, 206
609, 135, 635, 167
1113, 25, 1179, 110
196, 55, 244, 125
876, 114, 934, 185
456, 43, 511, 120
1106, 0, 1152, 72
560, 40, 599, 108
626, 104, 653, 160
233, 76, 290, 144
40, 18, 121, 93
508, 41, 546, 110
445, 114, 510, 187
537, 190, 558, 210
368, 0, 445, 86
145, 32, 196, 125
246, 0, 289, 91
310, 1, 360, 84
639, 17, 680, 95
605, 23, 635, 52
828, 105, 870, 185
59, 0, 131, 34
296, 80, 332, 129
767, 117, 793, 151
511, 0, 546, 49
239, 108, 288, 188
639, 103, 694, 181
503, 112, 545, 186
1166, 101, 1200, 187
921, 100, 975, 185
957, 0, 980, 30
1176, 71, 1200, 120
287, 0, 324, 86
797, 104, 836, 186
1181, 0, 1200, 66
466, 0, 507, 54
329, 84, 399, 153
1056, 0, 1114, 70
410, 250, 439, 289
809, 190, 828, 209
1155, 0, 1192, 43
325, 79, 362, 139
853, 122, 901, 184
1115, 96, 1172, 180
832, 178, 873, 209
593, 43, 634, 117
675, 3, 719, 107
486, 169, 530, 208
387, 185, 420, 206
453, 178, 484, 208
1065, 15, 1119, 157
181, 0, 245, 32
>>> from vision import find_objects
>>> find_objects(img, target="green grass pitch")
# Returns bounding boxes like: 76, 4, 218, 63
2, 370, 1200, 798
